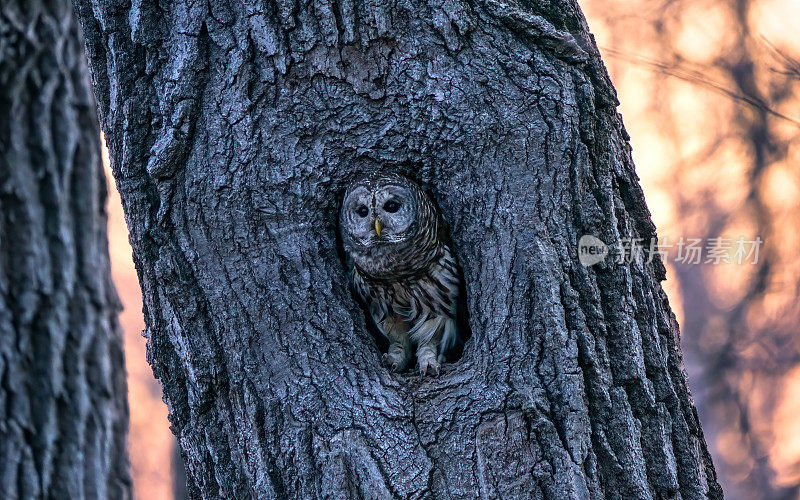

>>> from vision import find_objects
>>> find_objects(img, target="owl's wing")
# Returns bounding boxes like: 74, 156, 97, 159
351, 268, 391, 337
404, 246, 461, 353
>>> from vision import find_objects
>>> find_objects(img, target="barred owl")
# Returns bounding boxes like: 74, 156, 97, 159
340, 172, 461, 376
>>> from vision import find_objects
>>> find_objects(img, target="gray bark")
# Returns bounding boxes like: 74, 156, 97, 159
0, 0, 131, 498
72, 0, 721, 498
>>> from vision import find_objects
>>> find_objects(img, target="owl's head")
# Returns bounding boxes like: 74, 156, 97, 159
340, 172, 440, 278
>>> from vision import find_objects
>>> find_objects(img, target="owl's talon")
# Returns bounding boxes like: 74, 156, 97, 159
417, 356, 440, 377
383, 352, 406, 373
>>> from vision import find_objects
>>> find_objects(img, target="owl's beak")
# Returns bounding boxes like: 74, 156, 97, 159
374, 218, 382, 237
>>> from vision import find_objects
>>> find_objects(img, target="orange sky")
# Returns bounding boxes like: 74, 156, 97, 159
583, 0, 800, 492
103, 142, 174, 500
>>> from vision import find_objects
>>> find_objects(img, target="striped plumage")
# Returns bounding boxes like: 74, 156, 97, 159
340, 172, 461, 375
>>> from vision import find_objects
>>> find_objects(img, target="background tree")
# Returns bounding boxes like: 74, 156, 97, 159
0, 0, 130, 498
74, 0, 722, 497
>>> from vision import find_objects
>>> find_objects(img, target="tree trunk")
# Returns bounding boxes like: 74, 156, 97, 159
0, 1, 131, 498
73, 0, 722, 498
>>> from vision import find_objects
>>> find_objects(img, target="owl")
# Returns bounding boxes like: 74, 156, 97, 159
340, 172, 461, 376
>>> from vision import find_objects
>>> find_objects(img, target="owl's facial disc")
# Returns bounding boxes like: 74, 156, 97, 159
341, 183, 417, 249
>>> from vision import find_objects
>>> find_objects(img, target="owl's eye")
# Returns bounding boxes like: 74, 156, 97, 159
356, 205, 369, 218
383, 200, 401, 213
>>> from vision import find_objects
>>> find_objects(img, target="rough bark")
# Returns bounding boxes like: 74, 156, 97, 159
73, 0, 721, 498
0, 1, 131, 498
